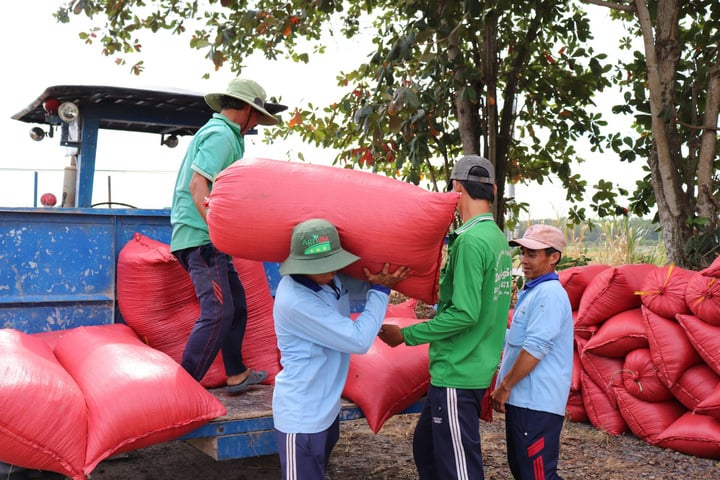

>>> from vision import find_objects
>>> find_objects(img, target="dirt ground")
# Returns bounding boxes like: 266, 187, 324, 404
9, 300, 720, 480
32, 413, 714, 480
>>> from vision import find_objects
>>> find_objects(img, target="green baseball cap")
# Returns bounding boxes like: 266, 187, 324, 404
204, 78, 279, 126
279, 219, 360, 275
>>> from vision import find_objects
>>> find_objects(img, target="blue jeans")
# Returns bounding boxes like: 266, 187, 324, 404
174, 244, 248, 381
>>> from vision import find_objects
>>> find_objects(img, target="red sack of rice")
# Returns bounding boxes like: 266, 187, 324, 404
583, 308, 647, 358
580, 372, 627, 435
206, 157, 459, 305
670, 364, 720, 410
117, 233, 226, 387
676, 313, 720, 376
685, 272, 720, 326
643, 307, 702, 387
576, 263, 657, 327
559, 264, 611, 311
0, 330, 86, 480
53, 324, 226, 474
655, 411, 720, 458
638, 264, 694, 319
343, 317, 430, 433
613, 386, 686, 445
622, 348, 674, 403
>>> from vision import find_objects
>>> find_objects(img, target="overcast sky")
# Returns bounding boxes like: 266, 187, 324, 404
0, 1, 646, 220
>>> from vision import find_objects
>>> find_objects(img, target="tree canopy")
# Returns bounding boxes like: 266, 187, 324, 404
56, 0, 719, 268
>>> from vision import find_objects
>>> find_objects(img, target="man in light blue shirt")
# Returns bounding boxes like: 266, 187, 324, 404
491, 224, 573, 480
272, 218, 409, 480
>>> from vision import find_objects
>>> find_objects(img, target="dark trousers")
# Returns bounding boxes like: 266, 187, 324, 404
275, 416, 340, 480
505, 405, 564, 480
413, 385, 486, 480
174, 244, 248, 381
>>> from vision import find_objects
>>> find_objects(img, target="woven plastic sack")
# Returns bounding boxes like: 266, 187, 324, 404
677, 313, 720, 376
613, 386, 685, 445
580, 372, 627, 435
53, 324, 226, 474
642, 307, 702, 387
0, 330, 86, 479
638, 264, 693, 319
117, 233, 226, 387
343, 317, 430, 433
559, 264, 611, 311
576, 263, 657, 327
622, 348, 674, 403
670, 364, 720, 411
685, 272, 720, 326
583, 308, 647, 358
207, 157, 459, 305
655, 412, 720, 459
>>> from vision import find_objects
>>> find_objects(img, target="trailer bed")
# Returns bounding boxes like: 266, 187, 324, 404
181, 385, 422, 460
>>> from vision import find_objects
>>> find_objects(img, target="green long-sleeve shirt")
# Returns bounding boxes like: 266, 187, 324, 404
402, 213, 513, 389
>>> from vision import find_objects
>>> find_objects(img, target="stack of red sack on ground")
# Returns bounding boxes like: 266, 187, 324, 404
565, 257, 720, 459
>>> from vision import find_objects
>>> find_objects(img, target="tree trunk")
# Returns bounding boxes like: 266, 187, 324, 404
635, 0, 692, 266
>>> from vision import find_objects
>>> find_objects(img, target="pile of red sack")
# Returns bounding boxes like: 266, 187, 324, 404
563, 257, 720, 458
117, 233, 432, 435
0, 323, 226, 479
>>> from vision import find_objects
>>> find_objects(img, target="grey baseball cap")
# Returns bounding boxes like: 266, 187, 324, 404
279, 219, 360, 275
450, 155, 495, 184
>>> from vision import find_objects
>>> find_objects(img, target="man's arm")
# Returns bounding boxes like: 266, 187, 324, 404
189, 172, 211, 221
490, 349, 540, 413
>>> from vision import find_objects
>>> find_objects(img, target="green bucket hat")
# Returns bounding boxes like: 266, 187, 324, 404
204, 78, 279, 126
279, 219, 361, 276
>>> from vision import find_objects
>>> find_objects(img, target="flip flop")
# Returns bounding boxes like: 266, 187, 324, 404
226, 369, 268, 395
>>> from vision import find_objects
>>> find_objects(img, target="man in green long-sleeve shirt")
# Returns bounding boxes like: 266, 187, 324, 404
379, 154, 513, 480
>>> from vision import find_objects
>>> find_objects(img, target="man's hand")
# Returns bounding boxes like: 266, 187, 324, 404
490, 384, 510, 413
378, 323, 405, 347
363, 263, 411, 289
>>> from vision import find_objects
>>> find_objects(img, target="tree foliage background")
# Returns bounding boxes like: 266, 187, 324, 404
56, 0, 719, 268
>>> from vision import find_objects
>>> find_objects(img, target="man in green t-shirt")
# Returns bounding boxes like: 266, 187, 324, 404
378, 155, 513, 479
170, 78, 281, 394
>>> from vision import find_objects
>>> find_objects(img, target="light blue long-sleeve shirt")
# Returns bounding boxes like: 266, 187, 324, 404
496, 277, 573, 416
272, 273, 389, 433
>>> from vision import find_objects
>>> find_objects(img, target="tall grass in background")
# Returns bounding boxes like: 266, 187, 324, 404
512, 216, 667, 269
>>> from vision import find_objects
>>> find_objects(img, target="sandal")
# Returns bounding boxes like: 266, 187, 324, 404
226, 369, 268, 395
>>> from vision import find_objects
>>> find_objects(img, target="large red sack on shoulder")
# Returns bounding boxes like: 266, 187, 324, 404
52, 324, 226, 474
643, 307, 702, 387
685, 272, 720, 326
613, 386, 686, 445
583, 308, 647, 358
580, 372, 627, 435
343, 317, 430, 433
559, 264, 611, 311
622, 348, 674, 403
206, 158, 459, 305
576, 264, 657, 327
671, 364, 720, 411
655, 411, 720, 459
117, 233, 226, 387
0, 330, 86, 480
677, 313, 720, 376
638, 264, 694, 318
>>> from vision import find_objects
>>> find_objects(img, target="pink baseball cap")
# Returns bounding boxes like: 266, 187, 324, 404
509, 224, 566, 253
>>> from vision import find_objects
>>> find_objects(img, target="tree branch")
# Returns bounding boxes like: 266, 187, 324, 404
583, 0, 635, 12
